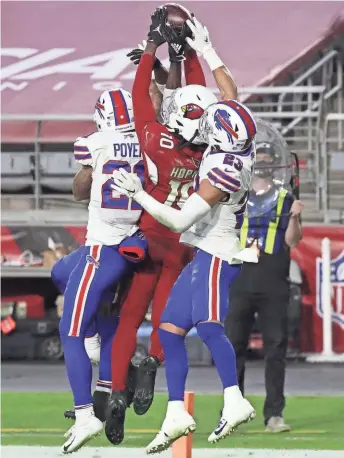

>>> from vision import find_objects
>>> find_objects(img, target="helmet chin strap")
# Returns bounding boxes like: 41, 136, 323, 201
176, 130, 199, 150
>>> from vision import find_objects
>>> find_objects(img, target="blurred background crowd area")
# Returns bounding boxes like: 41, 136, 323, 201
1, 1, 344, 363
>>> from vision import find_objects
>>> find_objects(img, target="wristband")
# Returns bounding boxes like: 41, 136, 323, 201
203, 47, 224, 72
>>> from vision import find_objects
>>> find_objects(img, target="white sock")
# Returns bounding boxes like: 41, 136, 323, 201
223, 385, 243, 409
95, 380, 112, 393
75, 405, 95, 421
166, 400, 186, 416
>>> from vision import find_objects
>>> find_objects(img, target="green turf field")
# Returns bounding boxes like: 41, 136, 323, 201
1, 393, 343, 450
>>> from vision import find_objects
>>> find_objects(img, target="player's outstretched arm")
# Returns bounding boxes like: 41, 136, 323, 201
112, 170, 227, 233
160, 28, 185, 119
149, 80, 163, 119
132, 8, 167, 136
186, 16, 238, 100
184, 49, 206, 86
73, 166, 92, 201
132, 45, 159, 136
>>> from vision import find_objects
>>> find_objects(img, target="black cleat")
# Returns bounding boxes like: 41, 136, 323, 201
133, 356, 160, 416
93, 390, 110, 422
64, 408, 76, 420
126, 362, 138, 408
105, 390, 128, 445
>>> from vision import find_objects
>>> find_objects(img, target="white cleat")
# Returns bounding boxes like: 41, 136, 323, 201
208, 387, 256, 443
146, 410, 196, 454
63, 425, 74, 439
61, 415, 103, 454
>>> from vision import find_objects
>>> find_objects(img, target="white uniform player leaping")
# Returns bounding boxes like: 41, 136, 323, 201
51, 89, 147, 454
113, 98, 258, 453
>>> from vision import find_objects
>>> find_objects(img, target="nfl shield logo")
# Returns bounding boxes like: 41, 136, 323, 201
316, 250, 344, 329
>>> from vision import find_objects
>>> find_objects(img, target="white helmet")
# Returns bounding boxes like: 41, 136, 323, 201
162, 85, 217, 144
199, 100, 257, 152
93, 89, 134, 132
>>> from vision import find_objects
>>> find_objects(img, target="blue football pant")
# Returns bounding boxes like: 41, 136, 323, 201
58, 244, 130, 407
161, 249, 241, 329
160, 249, 241, 398
52, 248, 112, 338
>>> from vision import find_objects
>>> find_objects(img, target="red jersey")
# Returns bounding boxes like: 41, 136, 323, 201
140, 123, 203, 238
132, 52, 206, 239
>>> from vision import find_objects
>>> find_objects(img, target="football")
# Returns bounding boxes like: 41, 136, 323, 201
164, 3, 192, 32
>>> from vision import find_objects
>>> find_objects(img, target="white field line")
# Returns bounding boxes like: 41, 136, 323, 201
2, 447, 344, 458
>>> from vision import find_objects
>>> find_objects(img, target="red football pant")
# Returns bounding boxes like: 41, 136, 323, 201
111, 232, 192, 391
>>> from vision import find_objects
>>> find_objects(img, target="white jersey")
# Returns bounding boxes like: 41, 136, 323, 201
74, 130, 143, 246
181, 144, 256, 262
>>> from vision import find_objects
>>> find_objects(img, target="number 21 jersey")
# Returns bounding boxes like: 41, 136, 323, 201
74, 130, 144, 246
138, 122, 203, 239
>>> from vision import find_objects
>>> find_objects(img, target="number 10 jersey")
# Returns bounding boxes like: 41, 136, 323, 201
74, 130, 144, 246
138, 122, 204, 240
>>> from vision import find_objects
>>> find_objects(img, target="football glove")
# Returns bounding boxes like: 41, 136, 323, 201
168, 42, 185, 63
185, 15, 213, 56
112, 168, 143, 198
166, 30, 187, 63
127, 40, 162, 69
147, 7, 167, 47
162, 17, 191, 63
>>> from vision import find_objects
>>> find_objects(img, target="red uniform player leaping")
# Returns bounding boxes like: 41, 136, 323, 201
105, 7, 217, 446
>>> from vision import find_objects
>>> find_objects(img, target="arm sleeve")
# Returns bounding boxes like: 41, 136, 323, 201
134, 190, 211, 233
74, 137, 93, 166
132, 53, 157, 139
184, 50, 206, 86
207, 167, 241, 194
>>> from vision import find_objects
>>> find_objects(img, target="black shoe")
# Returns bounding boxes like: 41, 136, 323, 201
105, 390, 128, 445
64, 408, 76, 420
93, 390, 110, 422
126, 362, 138, 408
133, 356, 160, 416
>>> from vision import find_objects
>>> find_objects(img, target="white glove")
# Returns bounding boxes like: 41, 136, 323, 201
111, 168, 143, 198
186, 16, 224, 72
186, 16, 213, 56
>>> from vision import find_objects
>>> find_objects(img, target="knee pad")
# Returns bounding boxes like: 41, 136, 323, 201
196, 322, 224, 343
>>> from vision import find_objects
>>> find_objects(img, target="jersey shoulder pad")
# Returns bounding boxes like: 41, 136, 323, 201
206, 152, 242, 194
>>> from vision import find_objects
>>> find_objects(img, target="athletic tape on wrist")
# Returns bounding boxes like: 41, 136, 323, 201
203, 48, 224, 72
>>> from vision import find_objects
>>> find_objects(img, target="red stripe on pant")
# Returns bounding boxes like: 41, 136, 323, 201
69, 245, 100, 337
210, 257, 220, 321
